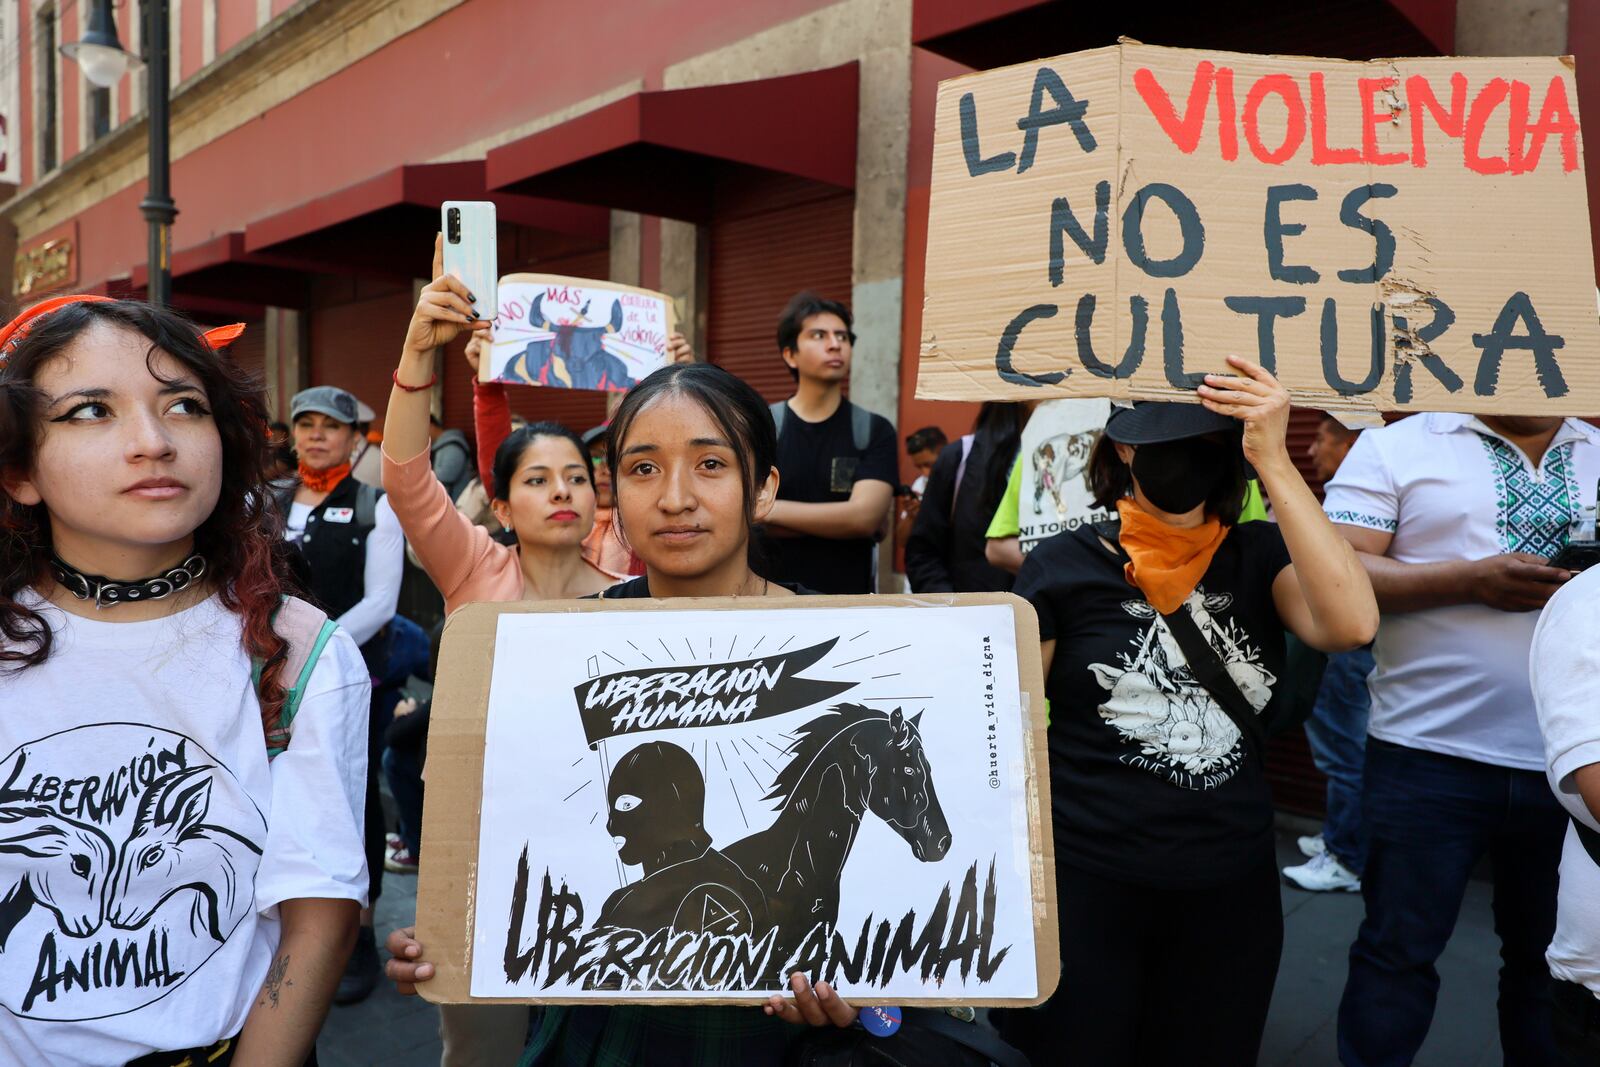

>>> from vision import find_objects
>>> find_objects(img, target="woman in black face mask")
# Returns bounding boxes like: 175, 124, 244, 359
1002, 355, 1378, 1067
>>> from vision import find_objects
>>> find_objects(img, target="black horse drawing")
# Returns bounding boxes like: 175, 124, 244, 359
722, 703, 951, 963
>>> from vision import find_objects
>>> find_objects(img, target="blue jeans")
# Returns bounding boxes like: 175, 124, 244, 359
1304, 646, 1374, 873
382, 745, 425, 858
1338, 738, 1565, 1067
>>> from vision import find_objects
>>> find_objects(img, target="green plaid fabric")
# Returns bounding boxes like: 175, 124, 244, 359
519, 1006, 805, 1067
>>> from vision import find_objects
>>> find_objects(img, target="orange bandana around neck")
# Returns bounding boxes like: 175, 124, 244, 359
1115, 497, 1229, 615
298, 461, 352, 494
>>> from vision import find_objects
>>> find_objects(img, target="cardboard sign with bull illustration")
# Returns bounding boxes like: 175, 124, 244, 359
917, 42, 1600, 414
483, 274, 676, 392
1018, 398, 1115, 554
413, 595, 1057, 1005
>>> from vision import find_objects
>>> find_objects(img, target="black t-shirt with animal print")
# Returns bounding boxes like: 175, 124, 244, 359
1015, 520, 1292, 889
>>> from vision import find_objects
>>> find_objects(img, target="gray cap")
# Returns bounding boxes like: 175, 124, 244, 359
291, 385, 362, 426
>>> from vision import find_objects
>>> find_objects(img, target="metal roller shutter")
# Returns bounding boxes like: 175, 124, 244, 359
708, 173, 854, 403
309, 290, 416, 430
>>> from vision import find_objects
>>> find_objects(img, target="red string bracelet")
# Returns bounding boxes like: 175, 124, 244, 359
393, 369, 437, 392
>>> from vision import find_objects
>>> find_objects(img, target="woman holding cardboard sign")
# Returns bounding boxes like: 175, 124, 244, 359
1006, 356, 1378, 1066
384, 245, 860, 1061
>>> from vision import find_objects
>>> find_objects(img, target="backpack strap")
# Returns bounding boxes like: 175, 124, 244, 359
254, 596, 339, 758
269, 477, 297, 519
849, 402, 872, 453
769, 398, 874, 454
354, 482, 382, 531
1575, 817, 1600, 868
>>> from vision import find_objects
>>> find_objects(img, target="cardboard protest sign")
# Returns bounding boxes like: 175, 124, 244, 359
918, 42, 1600, 414
484, 274, 675, 392
414, 595, 1057, 1006
1018, 398, 1115, 552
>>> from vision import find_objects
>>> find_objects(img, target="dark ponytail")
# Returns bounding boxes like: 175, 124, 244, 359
971, 402, 1027, 520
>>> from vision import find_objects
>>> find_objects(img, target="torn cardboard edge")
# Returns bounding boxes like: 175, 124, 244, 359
414, 592, 1060, 1007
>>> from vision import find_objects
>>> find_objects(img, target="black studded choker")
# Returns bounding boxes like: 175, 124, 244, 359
49, 554, 207, 609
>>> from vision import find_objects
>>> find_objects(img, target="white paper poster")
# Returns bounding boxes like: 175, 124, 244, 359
469, 605, 1038, 1001
1019, 398, 1114, 552
484, 274, 673, 392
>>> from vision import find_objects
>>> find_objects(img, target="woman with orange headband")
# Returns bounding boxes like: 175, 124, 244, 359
0, 296, 369, 1066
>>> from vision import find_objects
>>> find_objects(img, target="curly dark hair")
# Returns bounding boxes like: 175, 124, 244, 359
0, 299, 297, 739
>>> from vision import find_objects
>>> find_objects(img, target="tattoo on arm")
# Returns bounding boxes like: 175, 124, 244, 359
259, 952, 293, 1009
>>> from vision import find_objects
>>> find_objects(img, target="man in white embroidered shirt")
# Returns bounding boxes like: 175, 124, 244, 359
1324, 411, 1600, 1066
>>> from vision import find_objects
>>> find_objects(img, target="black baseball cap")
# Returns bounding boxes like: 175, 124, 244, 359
1104, 401, 1240, 445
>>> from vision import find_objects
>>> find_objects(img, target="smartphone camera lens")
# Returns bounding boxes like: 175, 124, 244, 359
447, 208, 461, 244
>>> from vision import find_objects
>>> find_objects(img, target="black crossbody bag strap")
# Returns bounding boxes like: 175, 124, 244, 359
1092, 519, 1266, 763
904, 1009, 1034, 1067
1574, 817, 1600, 868
1161, 606, 1267, 762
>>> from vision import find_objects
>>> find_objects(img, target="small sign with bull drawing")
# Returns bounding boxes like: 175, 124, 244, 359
412, 595, 1058, 1006
1018, 398, 1115, 554
483, 274, 676, 393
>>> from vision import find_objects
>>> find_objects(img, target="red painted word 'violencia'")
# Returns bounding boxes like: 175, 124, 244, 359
1134, 62, 1579, 175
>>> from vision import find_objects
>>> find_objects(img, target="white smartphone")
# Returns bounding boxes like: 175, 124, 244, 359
441, 200, 497, 318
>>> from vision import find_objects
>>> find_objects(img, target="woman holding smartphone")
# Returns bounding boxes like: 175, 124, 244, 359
383, 266, 858, 1057
0, 297, 369, 1066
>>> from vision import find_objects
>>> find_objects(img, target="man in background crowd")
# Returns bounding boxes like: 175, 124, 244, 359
429, 412, 473, 502
1326, 410, 1600, 1065
896, 425, 949, 551
762, 292, 897, 594
1283, 412, 1377, 894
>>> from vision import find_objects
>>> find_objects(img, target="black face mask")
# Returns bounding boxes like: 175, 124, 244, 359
1130, 438, 1230, 514
606, 741, 708, 871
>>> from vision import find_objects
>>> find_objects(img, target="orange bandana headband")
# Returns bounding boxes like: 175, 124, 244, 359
0, 294, 246, 371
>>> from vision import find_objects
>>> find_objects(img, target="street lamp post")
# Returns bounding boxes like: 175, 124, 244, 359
62, 0, 167, 304
139, 1, 174, 307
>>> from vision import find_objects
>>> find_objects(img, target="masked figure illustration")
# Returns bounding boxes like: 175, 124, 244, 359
597, 742, 770, 943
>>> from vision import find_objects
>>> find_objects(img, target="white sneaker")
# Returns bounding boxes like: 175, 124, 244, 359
1297, 833, 1326, 858
1282, 852, 1361, 893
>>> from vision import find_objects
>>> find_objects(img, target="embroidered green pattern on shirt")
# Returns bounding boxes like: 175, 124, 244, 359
1479, 434, 1577, 559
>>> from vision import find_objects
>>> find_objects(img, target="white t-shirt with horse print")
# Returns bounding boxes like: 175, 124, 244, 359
0, 592, 369, 1066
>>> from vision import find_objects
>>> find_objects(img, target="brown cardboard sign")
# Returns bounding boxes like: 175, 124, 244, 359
414, 594, 1057, 1007
917, 42, 1600, 414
